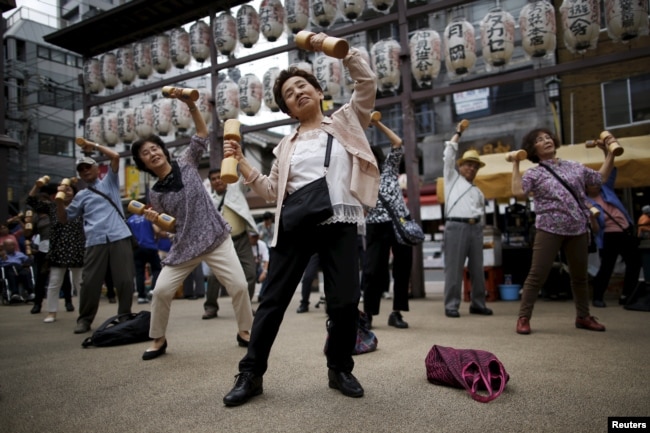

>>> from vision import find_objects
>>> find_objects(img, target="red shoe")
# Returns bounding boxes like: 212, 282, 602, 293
516, 316, 531, 335
575, 316, 606, 332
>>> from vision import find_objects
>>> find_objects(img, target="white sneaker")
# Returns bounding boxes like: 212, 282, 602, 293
43, 315, 56, 323
137, 298, 148, 304
382, 292, 393, 300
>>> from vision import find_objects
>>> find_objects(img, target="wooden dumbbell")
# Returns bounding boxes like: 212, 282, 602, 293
36, 176, 50, 187
55, 178, 78, 202
370, 111, 402, 145
128, 200, 176, 232
221, 119, 240, 184
599, 130, 624, 156
295, 31, 349, 59
161, 86, 199, 101
505, 150, 527, 162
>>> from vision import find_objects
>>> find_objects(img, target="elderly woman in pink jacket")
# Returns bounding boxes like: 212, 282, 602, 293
222, 37, 379, 407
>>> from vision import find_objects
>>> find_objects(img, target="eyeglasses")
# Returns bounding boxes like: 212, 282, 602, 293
535, 134, 553, 144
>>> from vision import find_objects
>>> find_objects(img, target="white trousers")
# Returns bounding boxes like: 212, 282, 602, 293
149, 237, 253, 338
46, 267, 82, 313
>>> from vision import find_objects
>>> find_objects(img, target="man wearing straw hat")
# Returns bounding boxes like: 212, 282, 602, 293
442, 126, 493, 319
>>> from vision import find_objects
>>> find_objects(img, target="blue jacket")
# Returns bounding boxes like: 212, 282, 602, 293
586, 168, 633, 249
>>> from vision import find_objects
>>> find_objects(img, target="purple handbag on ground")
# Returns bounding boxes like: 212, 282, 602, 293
425, 345, 509, 403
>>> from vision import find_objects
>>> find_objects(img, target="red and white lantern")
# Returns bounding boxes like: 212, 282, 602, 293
314, 55, 342, 100
605, 0, 649, 43
370, 0, 394, 13
100, 53, 119, 90
311, 0, 338, 28
102, 111, 119, 146
83, 58, 104, 94
215, 12, 238, 56
519, 0, 557, 59
260, 0, 285, 42
292, 62, 313, 74
170, 28, 191, 69
190, 20, 211, 63
237, 4, 260, 48
370, 39, 401, 93
172, 100, 192, 132
85, 115, 104, 144
135, 103, 155, 139
263, 67, 281, 112
117, 107, 136, 143
559, 0, 600, 54
151, 34, 171, 74
134, 41, 153, 79
116, 46, 136, 85
153, 98, 173, 136
480, 8, 515, 69
444, 18, 476, 76
409, 30, 441, 88
215, 79, 240, 120
344, 46, 370, 91
239, 73, 263, 116
339, 0, 366, 21
285, 0, 310, 34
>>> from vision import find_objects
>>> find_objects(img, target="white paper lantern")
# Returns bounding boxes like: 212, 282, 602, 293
263, 67, 281, 112
260, 0, 285, 42
409, 30, 441, 88
83, 58, 104, 94
151, 34, 171, 74
117, 107, 136, 143
370, 39, 401, 93
197, 90, 213, 126
135, 104, 155, 139
285, 0, 310, 34
239, 73, 263, 116
480, 8, 515, 69
237, 4, 260, 48
100, 53, 119, 90
102, 111, 119, 146
370, 0, 394, 13
292, 62, 314, 74
314, 55, 342, 100
343, 46, 370, 91
172, 100, 192, 132
559, 0, 600, 54
116, 46, 136, 85
215, 79, 240, 120
170, 28, 191, 69
311, 0, 338, 28
339, 0, 366, 21
444, 18, 477, 76
153, 98, 173, 136
519, 1, 557, 59
190, 20, 211, 63
85, 115, 104, 144
134, 41, 153, 79
215, 12, 238, 56
605, 0, 649, 43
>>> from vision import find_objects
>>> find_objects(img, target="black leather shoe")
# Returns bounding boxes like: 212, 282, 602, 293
202, 310, 218, 320
236, 333, 249, 347
592, 300, 606, 308
445, 309, 460, 318
223, 372, 263, 406
73, 322, 91, 334
387, 311, 408, 328
65, 302, 75, 312
296, 303, 309, 314
328, 369, 364, 398
469, 306, 493, 316
142, 340, 167, 361
30, 304, 41, 314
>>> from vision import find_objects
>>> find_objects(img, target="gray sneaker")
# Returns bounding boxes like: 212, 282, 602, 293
74, 322, 91, 334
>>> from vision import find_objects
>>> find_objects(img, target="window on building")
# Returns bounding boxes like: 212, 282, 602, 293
39, 133, 74, 157
602, 74, 650, 127
37, 46, 50, 60
451, 79, 535, 122
38, 87, 83, 111
15, 40, 26, 62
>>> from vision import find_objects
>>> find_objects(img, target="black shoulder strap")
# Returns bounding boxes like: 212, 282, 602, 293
538, 164, 585, 212
87, 187, 125, 221
324, 133, 333, 168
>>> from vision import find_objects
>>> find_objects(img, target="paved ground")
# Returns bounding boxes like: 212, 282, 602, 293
1, 282, 648, 433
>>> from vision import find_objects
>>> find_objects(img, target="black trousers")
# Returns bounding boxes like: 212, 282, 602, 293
239, 222, 360, 376
361, 221, 412, 316
593, 231, 642, 301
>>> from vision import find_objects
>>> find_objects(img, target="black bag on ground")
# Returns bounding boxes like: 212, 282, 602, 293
624, 283, 650, 312
82, 311, 152, 348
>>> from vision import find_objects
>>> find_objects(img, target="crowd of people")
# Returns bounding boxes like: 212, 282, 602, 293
2, 32, 647, 409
